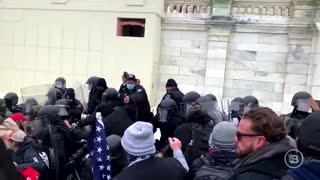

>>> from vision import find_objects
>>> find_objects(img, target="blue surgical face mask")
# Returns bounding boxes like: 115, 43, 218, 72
127, 84, 135, 91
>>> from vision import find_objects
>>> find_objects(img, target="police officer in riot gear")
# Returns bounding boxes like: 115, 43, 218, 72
243, 95, 259, 113
154, 98, 182, 153
33, 105, 75, 180
21, 98, 39, 116
180, 91, 201, 119
4, 92, 22, 114
205, 94, 217, 102
285, 91, 319, 139
54, 77, 67, 95
229, 97, 245, 126
119, 74, 153, 123
46, 88, 63, 105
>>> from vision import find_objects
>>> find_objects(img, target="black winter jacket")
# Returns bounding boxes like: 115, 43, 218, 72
230, 138, 294, 180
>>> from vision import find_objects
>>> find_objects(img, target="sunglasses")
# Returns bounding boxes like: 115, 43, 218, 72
236, 131, 262, 140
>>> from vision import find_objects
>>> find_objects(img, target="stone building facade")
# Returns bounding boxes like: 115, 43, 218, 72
159, 0, 320, 113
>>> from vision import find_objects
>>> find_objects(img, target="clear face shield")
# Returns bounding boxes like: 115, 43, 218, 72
180, 103, 192, 117
199, 100, 224, 122
55, 81, 65, 89
158, 108, 169, 123
243, 102, 258, 115
25, 117, 49, 143
296, 99, 311, 112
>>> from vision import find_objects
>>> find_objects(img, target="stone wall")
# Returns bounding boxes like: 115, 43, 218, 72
160, 0, 319, 113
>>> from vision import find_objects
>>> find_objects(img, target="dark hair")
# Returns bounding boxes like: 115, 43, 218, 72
243, 107, 286, 143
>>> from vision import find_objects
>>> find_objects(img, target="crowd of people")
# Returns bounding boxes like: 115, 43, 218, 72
0, 71, 320, 180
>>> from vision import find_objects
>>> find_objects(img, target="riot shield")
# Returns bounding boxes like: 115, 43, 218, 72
198, 99, 224, 123
20, 84, 53, 106
70, 81, 87, 110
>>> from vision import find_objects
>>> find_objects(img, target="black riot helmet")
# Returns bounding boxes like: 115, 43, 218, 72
158, 98, 181, 124
55, 99, 70, 119
205, 94, 217, 102
4, 92, 19, 108
102, 88, 119, 102
230, 97, 245, 112
55, 77, 66, 89
36, 105, 60, 124
22, 98, 39, 115
243, 96, 259, 107
46, 88, 63, 105
180, 91, 200, 117
291, 91, 312, 113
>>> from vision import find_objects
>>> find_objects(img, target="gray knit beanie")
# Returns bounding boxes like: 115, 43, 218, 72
209, 121, 237, 151
121, 121, 156, 156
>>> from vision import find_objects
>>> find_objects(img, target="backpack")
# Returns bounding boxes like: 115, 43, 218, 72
194, 164, 232, 180
186, 124, 212, 163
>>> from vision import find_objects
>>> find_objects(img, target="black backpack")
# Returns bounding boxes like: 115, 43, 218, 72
194, 164, 232, 180
186, 124, 212, 163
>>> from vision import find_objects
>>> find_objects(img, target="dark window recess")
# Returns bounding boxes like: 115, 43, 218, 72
117, 18, 145, 37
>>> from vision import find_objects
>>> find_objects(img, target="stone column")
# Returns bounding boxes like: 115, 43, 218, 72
204, 19, 233, 100
281, 0, 318, 112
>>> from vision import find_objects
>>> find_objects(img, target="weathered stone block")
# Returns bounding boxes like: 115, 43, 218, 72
252, 90, 284, 102
258, 34, 288, 45
182, 31, 208, 40
225, 69, 254, 80
205, 77, 225, 87
161, 40, 192, 48
181, 48, 207, 58
206, 68, 226, 78
286, 64, 309, 75
285, 74, 308, 85
206, 59, 226, 69
274, 83, 285, 93
161, 47, 181, 56
284, 84, 307, 94
207, 49, 227, 59
254, 72, 286, 83
227, 50, 257, 61
162, 30, 182, 40
208, 42, 228, 49
223, 88, 252, 98
160, 65, 180, 75
179, 66, 206, 77
256, 52, 287, 63
229, 33, 259, 43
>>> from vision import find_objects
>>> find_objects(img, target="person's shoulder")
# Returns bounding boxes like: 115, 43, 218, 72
135, 85, 145, 92
232, 171, 275, 180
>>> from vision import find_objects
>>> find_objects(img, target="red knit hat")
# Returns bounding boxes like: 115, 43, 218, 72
10, 113, 28, 122
19, 167, 40, 180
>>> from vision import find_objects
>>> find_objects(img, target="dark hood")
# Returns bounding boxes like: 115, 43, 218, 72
16, 137, 37, 155
287, 161, 320, 180
232, 138, 294, 177
186, 110, 212, 125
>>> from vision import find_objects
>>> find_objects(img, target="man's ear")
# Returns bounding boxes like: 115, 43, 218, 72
255, 136, 268, 149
